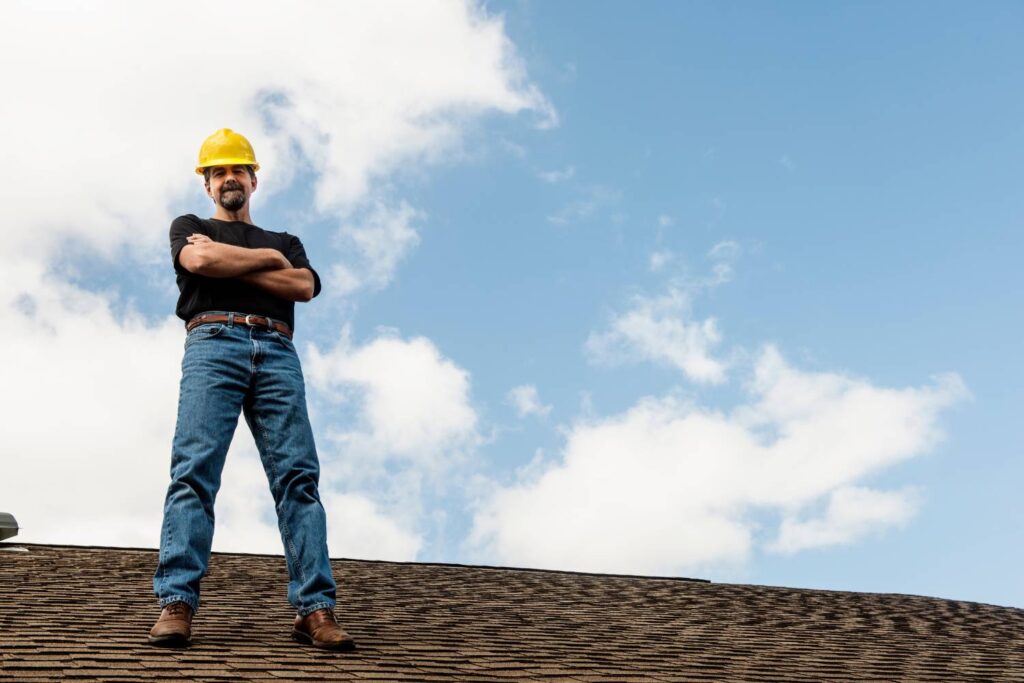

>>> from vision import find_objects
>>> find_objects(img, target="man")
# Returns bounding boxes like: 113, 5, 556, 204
149, 128, 354, 651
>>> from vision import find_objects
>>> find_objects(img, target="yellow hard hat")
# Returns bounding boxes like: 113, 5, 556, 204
195, 128, 260, 175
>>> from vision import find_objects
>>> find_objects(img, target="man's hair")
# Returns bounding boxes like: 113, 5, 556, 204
203, 165, 256, 184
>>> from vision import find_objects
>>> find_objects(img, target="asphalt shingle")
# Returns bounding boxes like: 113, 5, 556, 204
1, 543, 1022, 681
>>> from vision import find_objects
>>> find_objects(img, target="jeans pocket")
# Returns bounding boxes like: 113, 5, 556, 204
184, 323, 227, 349
270, 330, 296, 352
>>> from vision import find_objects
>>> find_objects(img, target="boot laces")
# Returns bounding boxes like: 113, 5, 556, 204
166, 602, 188, 616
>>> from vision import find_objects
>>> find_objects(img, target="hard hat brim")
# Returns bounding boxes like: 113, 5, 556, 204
195, 158, 261, 175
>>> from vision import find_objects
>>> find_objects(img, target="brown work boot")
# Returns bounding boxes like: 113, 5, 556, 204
292, 608, 356, 651
148, 601, 193, 647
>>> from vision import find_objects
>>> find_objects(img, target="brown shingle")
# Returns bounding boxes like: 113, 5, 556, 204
1, 543, 1022, 681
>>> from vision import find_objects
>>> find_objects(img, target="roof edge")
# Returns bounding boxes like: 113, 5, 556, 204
6, 540, 710, 584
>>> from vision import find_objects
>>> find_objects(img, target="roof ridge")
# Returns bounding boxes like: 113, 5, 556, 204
10, 541, 1024, 609
6, 540, 710, 584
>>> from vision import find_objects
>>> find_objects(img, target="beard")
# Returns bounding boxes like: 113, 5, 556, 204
219, 187, 246, 211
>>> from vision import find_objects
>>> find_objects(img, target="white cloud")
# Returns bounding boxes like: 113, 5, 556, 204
2, 4, 548, 267
537, 166, 575, 183
590, 241, 742, 381
328, 201, 422, 296
321, 491, 423, 561
307, 329, 479, 468
0, 268, 423, 561
500, 138, 528, 159
507, 384, 552, 418
151, 417, 422, 562
586, 287, 728, 384
208, 438, 294, 555
0, 1, 547, 553
649, 250, 674, 272
706, 239, 739, 286
211, 436, 423, 562
471, 346, 966, 575
546, 186, 620, 226
0, 269, 184, 547
769, 486, 920, 555
304, 327, 482, 549
0, 1, 552, 265
707, 240, 739, 261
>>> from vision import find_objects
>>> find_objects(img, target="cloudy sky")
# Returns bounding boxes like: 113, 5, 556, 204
1, 1, 1020, 608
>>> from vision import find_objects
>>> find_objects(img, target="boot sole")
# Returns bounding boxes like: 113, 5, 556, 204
148, 633, 192, 648
291, 629, 356, 651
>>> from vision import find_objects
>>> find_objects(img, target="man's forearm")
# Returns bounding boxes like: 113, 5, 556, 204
183, 242, 290, 278
238, 268, 315, 303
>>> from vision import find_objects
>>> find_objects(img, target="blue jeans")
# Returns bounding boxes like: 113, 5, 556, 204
153, 315, 336, 616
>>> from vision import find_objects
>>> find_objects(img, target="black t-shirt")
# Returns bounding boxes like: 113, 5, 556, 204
169, 214, 322, 331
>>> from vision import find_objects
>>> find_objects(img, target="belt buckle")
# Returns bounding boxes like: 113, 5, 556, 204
245, 314, 272, 331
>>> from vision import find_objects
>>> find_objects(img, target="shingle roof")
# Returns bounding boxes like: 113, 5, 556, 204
1, 543, 1022, 682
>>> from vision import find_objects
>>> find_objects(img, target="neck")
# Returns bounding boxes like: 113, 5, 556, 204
212, 205, 254, 224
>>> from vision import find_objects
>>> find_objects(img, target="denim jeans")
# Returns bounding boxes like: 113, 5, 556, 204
153, 314, 336, 616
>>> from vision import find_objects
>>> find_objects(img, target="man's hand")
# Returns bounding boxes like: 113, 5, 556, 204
238, 268, 316, 302
179, 233, 291, 277
183, 232, 311, 299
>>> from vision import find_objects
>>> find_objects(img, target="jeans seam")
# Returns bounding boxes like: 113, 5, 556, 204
253, 409, 308, 589
157, 428, 178, 603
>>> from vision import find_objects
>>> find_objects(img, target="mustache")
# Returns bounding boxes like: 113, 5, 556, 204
221, 182, 244, 192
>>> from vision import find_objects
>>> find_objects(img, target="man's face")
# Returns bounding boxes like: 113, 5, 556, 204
205, 165, 256, 211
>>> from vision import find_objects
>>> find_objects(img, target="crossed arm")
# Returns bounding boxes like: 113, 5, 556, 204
179, 234, 315, 302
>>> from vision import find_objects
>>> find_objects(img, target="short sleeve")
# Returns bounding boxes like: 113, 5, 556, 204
286, 234, 322, 298
169, 214, 206, 276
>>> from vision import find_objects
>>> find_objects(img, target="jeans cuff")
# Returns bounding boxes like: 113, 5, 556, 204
298, 601, 336, 617
160, 596, 199, 615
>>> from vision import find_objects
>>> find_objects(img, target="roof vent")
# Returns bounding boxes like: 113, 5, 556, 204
0, 513, 26, 551
1, 512, 20, 541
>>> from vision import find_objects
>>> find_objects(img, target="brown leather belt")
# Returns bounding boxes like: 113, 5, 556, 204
186, 312, 293, 339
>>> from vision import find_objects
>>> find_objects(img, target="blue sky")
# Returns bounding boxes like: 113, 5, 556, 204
484, 1, 1023, 601
1, 2, 1020, 608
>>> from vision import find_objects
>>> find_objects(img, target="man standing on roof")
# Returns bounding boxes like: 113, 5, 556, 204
149, 128, 355, 651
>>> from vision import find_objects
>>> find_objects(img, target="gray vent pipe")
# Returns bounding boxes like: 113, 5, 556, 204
0, 513, 19, 542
